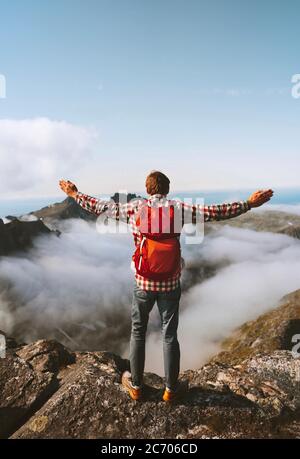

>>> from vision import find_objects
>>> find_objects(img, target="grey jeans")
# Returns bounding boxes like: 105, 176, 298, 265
129, 283, 181, 390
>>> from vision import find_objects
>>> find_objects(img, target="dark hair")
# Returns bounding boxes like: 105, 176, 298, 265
145, 171, 170, 195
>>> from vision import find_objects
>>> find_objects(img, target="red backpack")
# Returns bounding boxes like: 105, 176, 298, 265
133, 202, 181, 281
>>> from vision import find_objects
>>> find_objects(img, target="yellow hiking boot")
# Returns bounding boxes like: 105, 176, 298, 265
162, 380, 189, 402
121, 371, 142, 401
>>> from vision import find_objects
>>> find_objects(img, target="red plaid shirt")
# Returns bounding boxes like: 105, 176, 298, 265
75, 192, 251, 292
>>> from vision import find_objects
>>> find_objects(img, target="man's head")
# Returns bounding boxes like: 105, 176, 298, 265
145, 171, 170, 196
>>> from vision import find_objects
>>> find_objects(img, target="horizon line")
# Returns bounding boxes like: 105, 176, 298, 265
1, 185, 300, 202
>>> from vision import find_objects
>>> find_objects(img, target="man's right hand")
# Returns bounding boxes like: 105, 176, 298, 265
247, 189, 274, 208
59, 179, 78, 199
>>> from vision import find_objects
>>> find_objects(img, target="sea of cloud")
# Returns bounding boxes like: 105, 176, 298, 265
1, 214, 300, 374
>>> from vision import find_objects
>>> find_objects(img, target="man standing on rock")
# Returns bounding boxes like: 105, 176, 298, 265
59, 172, 273, 402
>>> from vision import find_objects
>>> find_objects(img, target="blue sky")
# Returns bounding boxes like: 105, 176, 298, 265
0, 0, 300, 198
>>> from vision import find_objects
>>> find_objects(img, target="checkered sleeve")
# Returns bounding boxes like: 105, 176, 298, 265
74, 192, 138, 222
179, 200, 251, 224
202, 200, 251, 222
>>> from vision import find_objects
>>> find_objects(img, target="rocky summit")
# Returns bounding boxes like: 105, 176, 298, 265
210, 289, 300, 365
0, 218, 58, 256
206, 209, 300, 239
31, 197, 96, 222
1, 290, 300, 439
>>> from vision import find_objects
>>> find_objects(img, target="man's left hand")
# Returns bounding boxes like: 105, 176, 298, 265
59, 179, 78, 198
247, 189, 274, 208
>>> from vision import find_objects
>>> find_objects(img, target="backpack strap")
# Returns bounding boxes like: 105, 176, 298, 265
138, 236, 146, 270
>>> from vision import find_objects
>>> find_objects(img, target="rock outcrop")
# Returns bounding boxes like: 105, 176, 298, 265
0, 335, 74, 438
31, 197, 96, 222
208, 210, 300, 240
110, 192, 141, 204
184, 352, 300, 419
0, 334, 299, 439
0, 218, 58, 256
278, 224, 300, 240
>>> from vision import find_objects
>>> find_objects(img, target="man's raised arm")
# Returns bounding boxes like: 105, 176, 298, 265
178, 189, 274, 224
59, 179, 135, 221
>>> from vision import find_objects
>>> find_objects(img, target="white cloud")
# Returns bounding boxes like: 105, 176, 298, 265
0, 218, 133, 354
0, 118, 98, 198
